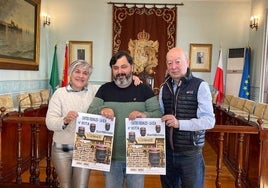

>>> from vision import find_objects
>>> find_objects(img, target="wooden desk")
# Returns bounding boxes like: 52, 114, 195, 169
0, 105, 50, 183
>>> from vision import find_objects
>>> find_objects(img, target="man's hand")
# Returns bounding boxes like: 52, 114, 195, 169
128, 111, 146, 120
161, 114, 179, 128
100, 108, 115, 120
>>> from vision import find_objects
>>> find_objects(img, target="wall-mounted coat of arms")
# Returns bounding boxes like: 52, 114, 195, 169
128, 30, 159, 75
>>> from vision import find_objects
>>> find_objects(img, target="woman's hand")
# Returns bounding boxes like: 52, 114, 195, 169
63, 111, 78, 124
133, 75, 143, 86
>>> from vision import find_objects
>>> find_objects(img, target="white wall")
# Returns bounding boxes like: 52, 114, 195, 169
178, 1, 250, 84
0, 0, 252, 91
249, 0, 268, 101
46, 0, 251, 85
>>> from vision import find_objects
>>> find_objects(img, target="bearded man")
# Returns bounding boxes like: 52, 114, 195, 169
87, 50, 162, 188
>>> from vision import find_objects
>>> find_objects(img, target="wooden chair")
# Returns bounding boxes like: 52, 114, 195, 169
222, 94, 234, 109
16, 93, 31, 113
228, 97, 252, 122
229, 96, 238, 107
29, 92, 42, 109
0, 94, 15, 114
250, 103, 267, 123
243, 99, 256, 114
234, 99, 256, 121
229, 97, 246, 113
235, 98, 247, 110
260, 104, 268, 128
40, 89, 50, 104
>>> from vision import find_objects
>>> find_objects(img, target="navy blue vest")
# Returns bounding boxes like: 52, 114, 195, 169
162, 70, 206, 151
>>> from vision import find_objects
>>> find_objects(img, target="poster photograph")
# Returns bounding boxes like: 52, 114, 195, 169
125, 118, 166, 175
72, 112, 115, 172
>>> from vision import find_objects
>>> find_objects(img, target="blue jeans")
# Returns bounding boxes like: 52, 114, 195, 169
160, 149, 205, 188
104, 161, 144, 188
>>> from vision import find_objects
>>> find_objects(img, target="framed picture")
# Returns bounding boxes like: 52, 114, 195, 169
0, 0, 40, 70
69, 41, 93, 65
189, 43, 212, 72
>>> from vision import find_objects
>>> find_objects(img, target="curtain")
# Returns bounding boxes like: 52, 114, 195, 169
112, 5, 177, 90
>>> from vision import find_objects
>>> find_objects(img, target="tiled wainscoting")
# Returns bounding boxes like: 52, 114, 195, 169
0, 80, 48, 107
0, 80, 105, 108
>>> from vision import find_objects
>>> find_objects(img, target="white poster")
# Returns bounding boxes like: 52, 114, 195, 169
72, 112, 115, 172
125, 118, 166, 175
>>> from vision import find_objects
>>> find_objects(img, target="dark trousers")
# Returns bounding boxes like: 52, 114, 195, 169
160, 149, 205, 188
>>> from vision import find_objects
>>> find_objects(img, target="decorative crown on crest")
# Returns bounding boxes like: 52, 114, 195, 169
137, 30, 150, 40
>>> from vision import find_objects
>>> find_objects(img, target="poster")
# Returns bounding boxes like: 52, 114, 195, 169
125, 118, 166, 175
72, 112, 115, 172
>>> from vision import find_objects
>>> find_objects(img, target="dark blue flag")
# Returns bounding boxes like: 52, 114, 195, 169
239, 48, 250, 99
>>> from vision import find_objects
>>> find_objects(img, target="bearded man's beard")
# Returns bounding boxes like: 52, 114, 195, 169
114, 73, 132, 88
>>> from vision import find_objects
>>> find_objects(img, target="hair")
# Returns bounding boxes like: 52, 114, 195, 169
109, 51, 133, 67
68, 60, 93, 75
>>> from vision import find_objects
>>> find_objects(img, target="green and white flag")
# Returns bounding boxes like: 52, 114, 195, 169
49, 45, 60, 93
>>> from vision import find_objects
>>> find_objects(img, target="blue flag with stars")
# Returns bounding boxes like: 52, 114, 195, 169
239, 48, 250, 99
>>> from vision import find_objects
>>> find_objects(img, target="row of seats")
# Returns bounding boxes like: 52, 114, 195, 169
1, 90, 267, 127
219, 94, 268, 128
0, 89, 50, 114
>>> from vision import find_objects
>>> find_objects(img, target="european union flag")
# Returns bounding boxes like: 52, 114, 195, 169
239, 48, 250, 99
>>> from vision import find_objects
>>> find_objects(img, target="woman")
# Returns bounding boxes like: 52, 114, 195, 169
46, 60, 98, 188
46, 59, 142, 188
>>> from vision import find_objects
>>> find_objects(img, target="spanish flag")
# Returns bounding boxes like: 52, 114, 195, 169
61, 44, 69, 87
213, 49, 224, 105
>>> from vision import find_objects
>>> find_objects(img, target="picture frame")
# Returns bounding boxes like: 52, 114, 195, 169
189, 43, 212, 72
0, 0, 41, 70
69, 41, 93, 65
